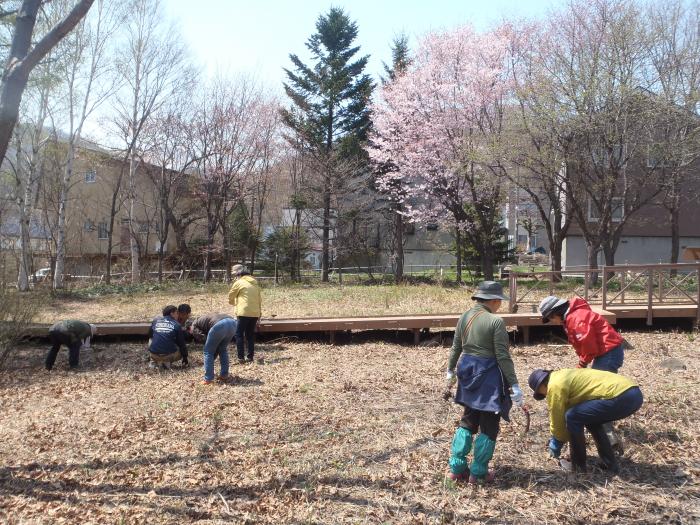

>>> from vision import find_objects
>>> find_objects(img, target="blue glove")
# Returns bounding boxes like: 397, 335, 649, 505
548, 437, 564, 458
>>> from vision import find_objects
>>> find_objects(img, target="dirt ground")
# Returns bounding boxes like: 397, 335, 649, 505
0, 330, 698, 524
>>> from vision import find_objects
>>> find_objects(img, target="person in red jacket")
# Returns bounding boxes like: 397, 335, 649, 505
539, 296, 624, 372
539, 295, 626, 453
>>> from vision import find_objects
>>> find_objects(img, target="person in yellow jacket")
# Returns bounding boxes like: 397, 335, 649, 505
528, 368, 643, 473
227, 264, 262, 363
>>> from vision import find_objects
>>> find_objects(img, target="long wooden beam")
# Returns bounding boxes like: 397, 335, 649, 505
25, 308, 617, 338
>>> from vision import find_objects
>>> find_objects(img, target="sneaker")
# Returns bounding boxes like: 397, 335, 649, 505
245, 357, 254, 363
468, 470, 495, 485
202, 379, 215, 385
445, 470, 469, 483
237, 358, 246, 365
148, 361, 158, 370
216, 375, 235, 384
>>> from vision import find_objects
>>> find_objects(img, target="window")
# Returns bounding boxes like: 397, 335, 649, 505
84, 170, 96, 183
591, 145, 625, 168
84, 220, 95, 232
404, 223, 415, 235
97, 222, 108, 240
426, 223, 439, 231
588, 198, 623, 222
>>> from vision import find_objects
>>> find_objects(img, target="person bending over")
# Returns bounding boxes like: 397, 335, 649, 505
528, 368, 643, 473
539, 295, 626, 451
190, 313, 237, 384
46, 320, 96, 371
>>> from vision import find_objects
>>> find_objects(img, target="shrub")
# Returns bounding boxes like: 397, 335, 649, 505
0, 289, 40, 368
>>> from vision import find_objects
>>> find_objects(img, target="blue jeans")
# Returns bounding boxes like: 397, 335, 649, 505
592, 344, 624, 373
565, 386, 643, 435
203, 318, 237, 381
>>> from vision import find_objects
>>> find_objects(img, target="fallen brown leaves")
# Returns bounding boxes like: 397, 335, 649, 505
0, 329, 698, 524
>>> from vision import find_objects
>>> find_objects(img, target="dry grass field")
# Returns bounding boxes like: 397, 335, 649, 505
35, 283, 480, 323
0, 329, 697, 524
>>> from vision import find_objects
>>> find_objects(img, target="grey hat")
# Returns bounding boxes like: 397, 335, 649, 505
471, 281, 509, 301
539, 295, 568, 323
231, 264, 248, 276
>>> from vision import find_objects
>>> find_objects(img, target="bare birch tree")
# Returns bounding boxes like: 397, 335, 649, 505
0, 0, 95, 165
110, 0, 188, 284
51, 0, 120, 289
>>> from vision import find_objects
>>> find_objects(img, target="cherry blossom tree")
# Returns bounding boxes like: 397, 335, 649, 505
369, 25, 513, 280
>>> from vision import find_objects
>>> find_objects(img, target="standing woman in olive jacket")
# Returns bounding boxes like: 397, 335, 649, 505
227, 264, 262, 363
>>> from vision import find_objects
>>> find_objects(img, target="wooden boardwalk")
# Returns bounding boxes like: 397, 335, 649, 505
24, 263, 698, 345
27, 308, 616, 345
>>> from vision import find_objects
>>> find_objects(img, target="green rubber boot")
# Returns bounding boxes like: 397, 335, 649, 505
470, 433, 496, 479
448, 427, 474, 476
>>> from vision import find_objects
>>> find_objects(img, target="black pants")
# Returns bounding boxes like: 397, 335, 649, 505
459, 405, 500, 441
46, 331, 81, 370
236, 316, 257, 360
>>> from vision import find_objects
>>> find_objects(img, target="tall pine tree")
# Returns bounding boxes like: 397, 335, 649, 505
282, 7, 373, 282
382, 33, 410, 83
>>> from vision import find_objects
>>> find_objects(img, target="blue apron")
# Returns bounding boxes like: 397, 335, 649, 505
455, 353, 512, 421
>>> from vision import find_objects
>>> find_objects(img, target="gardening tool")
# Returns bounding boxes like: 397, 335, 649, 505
441, 392, 530, 436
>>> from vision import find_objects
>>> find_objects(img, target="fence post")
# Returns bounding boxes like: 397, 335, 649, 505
509, 273, 516, 313
658, 270, 663, 303
647, 268, 654, 326
602, 266, 608, 309
548, 271, 554, 296
584, 270, 590, 301
696, 266, 700, 328
621, 270, 626, 304
339, 266, 343, 286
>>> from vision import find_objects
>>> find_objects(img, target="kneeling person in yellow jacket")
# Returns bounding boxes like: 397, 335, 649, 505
528, 368, 643, 473
227, 264, 261, 363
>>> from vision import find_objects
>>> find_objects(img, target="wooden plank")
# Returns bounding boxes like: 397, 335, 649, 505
607, 305, 698, 319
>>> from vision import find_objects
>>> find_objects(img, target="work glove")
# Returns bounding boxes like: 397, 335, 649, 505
445, 370, 457, 388
576, 360, 588, 369
548, 437, 564, 458
510, 384, 524, 407
443, 370, 457, 401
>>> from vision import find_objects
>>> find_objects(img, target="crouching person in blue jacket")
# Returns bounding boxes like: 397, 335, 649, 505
444, 281, 523, 485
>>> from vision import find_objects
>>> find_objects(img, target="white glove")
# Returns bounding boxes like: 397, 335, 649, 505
510, 384, 524, 407
445, 370, 457, 388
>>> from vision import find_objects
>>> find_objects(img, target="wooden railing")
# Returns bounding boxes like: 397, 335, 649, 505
508, 263, 700, 325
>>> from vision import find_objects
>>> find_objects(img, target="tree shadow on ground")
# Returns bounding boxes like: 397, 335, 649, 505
623, 422, 683, 444
494, 460, 689, 491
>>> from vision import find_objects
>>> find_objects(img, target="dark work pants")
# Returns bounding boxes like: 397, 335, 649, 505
236, 316, 257, 360
46, 331, 81, 370
459, 405, 500, 441
565, 387, 644, 435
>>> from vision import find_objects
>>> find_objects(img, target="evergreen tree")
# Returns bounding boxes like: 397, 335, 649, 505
282, 7, 374, 282
382, 33, 411, 84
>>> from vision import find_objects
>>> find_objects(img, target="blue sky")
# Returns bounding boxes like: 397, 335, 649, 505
164, 0, 554, 92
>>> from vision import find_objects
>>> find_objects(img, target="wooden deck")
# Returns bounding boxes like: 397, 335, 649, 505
26, 308, 616, 345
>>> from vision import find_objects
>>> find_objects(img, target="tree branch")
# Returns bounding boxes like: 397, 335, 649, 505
19, 0, 94, 76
